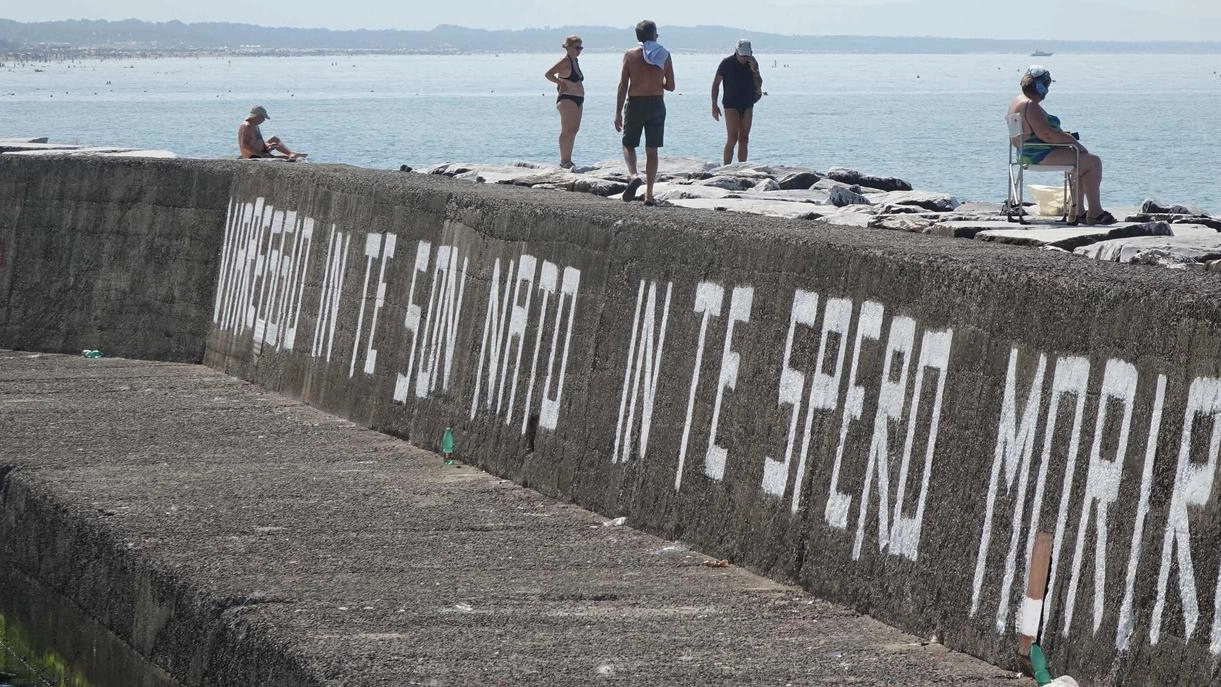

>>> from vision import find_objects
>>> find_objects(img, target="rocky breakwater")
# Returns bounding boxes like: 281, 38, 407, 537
424, 159, 1221, 272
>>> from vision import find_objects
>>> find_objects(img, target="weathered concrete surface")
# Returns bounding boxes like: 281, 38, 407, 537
0, 351, 1015, 686
193, 160, 1221, 685
0, 156, 231, 361
9, 156, 1221, 685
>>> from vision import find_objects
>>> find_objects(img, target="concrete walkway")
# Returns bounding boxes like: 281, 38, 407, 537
0, 351, 1020, 685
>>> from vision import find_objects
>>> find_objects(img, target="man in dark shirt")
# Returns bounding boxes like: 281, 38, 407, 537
710, 40, 763, 165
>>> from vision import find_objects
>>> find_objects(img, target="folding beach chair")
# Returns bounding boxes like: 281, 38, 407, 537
1005, 112, 1078, 224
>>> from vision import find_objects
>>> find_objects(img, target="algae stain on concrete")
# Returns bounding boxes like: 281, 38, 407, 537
0, 570, 180, 687
0, 611, 93, 687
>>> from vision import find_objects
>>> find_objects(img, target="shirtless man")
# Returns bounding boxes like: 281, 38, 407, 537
614, 20, 675, 205
238, 105, 307, 160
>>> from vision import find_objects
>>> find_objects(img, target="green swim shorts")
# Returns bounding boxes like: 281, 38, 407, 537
622, 96, 666, 149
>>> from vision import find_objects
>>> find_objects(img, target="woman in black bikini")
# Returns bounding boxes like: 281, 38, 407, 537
544, 35, 585, 169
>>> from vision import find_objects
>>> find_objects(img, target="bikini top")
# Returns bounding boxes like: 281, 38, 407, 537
564, 56, 583, 83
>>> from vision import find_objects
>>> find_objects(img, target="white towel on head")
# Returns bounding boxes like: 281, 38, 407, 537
640, 40, 670, 68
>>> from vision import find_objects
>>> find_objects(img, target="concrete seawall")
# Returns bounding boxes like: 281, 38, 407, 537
0, 157, 230, 361
6, 156, 1221, 684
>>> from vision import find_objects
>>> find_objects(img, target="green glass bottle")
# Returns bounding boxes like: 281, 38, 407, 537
442, 427, 455, 465
1030, 644, 1052, 686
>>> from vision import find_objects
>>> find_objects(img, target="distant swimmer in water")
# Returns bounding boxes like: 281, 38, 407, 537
544, 35, 585, 169
238, 105, 307, 160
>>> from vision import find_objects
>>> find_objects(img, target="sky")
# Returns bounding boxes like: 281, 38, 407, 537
5, 0, 1221, 42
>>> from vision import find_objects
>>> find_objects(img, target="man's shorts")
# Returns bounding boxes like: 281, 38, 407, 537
622, 96, 666, 149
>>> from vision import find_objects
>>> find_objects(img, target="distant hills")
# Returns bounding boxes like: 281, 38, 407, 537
3, 19, 1221, 55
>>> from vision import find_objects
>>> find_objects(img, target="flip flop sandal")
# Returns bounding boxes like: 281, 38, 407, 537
1087, 211, 1118, 226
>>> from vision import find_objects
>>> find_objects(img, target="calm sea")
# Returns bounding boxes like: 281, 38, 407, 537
3, 52, 1220, 210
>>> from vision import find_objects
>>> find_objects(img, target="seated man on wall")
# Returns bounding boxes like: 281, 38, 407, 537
238, 105, 307, 160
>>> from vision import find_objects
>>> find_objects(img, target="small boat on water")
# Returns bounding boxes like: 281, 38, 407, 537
1031, 50, 1053, 57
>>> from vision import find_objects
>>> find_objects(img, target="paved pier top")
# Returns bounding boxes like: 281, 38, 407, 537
0, 351, 1016, 685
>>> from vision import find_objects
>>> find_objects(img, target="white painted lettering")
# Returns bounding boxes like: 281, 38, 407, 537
852, 316, 915, 560
888, 327, 953, 560
761, 289, 818, 498
677, 282, 725, 490
1151, 376, 1221, 646
394, 241, 432, 404
612, 280, 672, 464
825, 301, 884, 530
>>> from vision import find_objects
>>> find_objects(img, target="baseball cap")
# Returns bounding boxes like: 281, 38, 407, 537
248, 105, 270, 120
735, 39, 753, 56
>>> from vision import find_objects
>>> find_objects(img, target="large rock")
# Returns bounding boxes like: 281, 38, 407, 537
1125, 212, 1213, 224
504, 171, 574, 188
869, 214, 938, 233
572, 175, 629, 197
816, 207, 876, 228
1175, 217, 1221, 231
427, 162, 472, 176
431, 163, 552, 184
825, 167, 913, 192
511, 160, 553, 170
710, 162, 776, 178
975, 221, 1173, 251
698, 175, 758, 191
661, 197, 828, 220
1074, 225, 1221, 264
925, 220, 1023, 239
1140, 199, 1198, 215
732, 189, 831, 204
878, 204, 932, 215
777, 170, 824, 190
876, 191, 960, 212
753, 178, 781, 192
503, 170, 628, 197
953, 201, 1006, 216
829, 185, 872, 207
811, 178, 862, 193
583, 157, 716, 180
651, 184, 735, 202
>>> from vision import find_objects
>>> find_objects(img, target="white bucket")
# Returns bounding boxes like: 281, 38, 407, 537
1028, 184, 1068, 217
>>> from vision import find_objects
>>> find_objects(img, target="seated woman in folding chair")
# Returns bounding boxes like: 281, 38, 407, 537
1008, 66, 1116, 225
